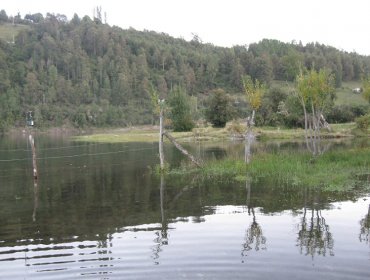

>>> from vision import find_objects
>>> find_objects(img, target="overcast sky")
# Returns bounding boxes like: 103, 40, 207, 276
2, 0, 370, 55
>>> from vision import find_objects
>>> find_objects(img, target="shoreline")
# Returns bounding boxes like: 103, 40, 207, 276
2, 122, 368, 143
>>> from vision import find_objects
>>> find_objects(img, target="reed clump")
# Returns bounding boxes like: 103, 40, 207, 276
176, 147, 370, 191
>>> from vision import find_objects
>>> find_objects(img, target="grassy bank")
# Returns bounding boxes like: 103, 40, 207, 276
0, 23, 30, 42
171, 147, 370, 191
272, 80, 367, 106
73, 122, 366, 143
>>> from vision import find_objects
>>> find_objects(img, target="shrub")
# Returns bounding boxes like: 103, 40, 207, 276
355, 113, 370, 130
327, 104, 369, 123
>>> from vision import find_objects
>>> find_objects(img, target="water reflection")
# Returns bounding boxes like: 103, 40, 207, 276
359, 204, 370, 244
241, 178, 267, 259
152, 175, 169, 265
32, 178, 39, 222
296, 189, 334, 257
0, 135, 369, 279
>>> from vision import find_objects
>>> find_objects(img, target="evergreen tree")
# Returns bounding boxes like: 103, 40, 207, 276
205, 89, 234, 128
168, 86, 194, 132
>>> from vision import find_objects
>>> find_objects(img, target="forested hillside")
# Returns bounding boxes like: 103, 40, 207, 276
0, 10, 369, 130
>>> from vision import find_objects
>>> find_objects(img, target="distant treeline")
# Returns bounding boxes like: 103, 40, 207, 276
0, 10, 369, 129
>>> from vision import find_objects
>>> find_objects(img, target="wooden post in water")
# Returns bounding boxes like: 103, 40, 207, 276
28, 134, 38, 180
163, 131, 202, 168
159, 101, 165, 171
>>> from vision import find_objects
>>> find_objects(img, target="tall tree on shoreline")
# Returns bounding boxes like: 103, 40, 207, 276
296, 68, 335, 156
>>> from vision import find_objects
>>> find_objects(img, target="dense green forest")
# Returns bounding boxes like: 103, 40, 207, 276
0, 10, 369, 130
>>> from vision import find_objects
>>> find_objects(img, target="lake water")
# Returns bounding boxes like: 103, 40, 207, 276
0, 132, 369, 279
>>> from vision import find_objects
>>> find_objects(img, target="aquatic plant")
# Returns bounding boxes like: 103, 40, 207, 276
171, 147, 370, 191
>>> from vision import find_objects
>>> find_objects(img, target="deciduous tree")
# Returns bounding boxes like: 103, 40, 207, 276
296, 68, 335, 155
242, 75, 265, 163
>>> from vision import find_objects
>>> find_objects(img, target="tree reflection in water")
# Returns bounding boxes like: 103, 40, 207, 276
359, 204, 370, 244
152, 174, 169, 265
296, 189, 334, 257
32, 178, 39, 222
241, 178, 267, 259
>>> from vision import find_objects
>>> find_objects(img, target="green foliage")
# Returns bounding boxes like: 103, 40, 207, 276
168, 86, 194, 132
280, 51, 303, 81
0, 10, 8, 23
327, 104, 369, 123
0, 88, 20, 130
282, 95, 305, 127
251, 56, 273, 84
355, 113, 370, 130
242, 75, 265, 111
148, 82, 161, 116
258, 86, 288, 126
296, 68, 335, 113
205, 89, 235, 128
362, 76, 370, 103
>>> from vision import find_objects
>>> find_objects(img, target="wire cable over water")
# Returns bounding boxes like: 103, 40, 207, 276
0, 147, 156, 163
0, 141, 125, 153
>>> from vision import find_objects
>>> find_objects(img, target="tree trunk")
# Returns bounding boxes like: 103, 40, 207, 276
245, 110, 255, 164
160, 174, 165, 225
159, 108, 164, 170
302, 106, 312, 153
163, 131, 202, 168
245, 130, 254, 164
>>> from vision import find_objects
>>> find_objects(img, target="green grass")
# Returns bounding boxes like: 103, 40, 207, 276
73, 126, 233, 143
258, 123, 359, 139
73, 122, 366, 144
175, 147, 370, 191
271, 80, 367, 106
74, 130, 159, 143
0, 23, 29, 42
335, 81, 367, 106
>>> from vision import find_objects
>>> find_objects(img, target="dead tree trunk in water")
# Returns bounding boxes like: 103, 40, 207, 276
163, 131, 202, 168
159, 107, 165, 170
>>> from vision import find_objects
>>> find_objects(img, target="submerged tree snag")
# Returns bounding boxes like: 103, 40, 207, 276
163, 131, 202, 168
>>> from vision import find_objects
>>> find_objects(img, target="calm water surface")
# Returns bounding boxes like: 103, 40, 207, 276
0, 133, 369, 279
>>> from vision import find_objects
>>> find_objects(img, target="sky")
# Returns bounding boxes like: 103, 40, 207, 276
2, 0, 370, 55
